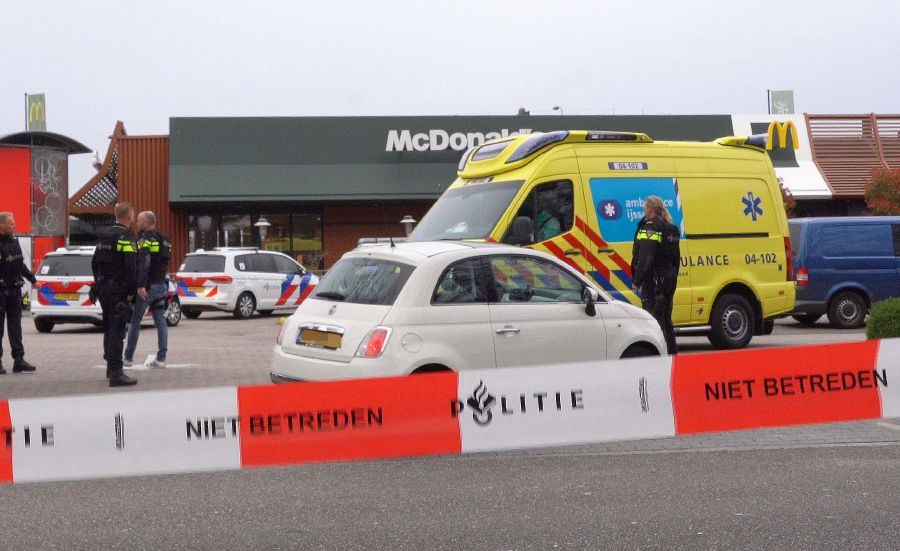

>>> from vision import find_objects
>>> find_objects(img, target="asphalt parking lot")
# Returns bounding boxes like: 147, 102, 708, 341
0, 313, 871, 400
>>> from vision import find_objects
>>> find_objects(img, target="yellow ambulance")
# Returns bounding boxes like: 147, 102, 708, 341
409, 130, 796, 349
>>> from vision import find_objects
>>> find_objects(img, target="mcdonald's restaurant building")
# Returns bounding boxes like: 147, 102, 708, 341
69, 114, 883, 271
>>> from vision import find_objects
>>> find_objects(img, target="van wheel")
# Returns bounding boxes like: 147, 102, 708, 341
708, 294, 754, 349
234, 292, 256, 319
792, 314, 821, 326
34, 319, 54, 333
184, 309, 201, 319
620, 343, 660, 358
827, 291, 867, 329
762, 319, 775, 335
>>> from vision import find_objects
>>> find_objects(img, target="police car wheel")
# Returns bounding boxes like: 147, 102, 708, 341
827, 291, 867, 329
184, 309, 202, 319
165, 298, 182, 327
708, 294, 754, 349
234, 292, 256, 319
34, 318, 54, 333
792, 314, 821, 326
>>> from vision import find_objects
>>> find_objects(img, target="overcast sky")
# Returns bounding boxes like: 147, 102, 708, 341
3, 0, 898, 193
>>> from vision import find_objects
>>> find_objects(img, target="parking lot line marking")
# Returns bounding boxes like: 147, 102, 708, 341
876, 421, 900, 431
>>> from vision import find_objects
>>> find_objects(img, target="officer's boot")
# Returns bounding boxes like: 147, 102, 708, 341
0, 361, 5, 375
13, 359, 36, 373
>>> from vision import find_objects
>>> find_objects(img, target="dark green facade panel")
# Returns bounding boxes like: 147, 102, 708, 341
169, 115, 735, 204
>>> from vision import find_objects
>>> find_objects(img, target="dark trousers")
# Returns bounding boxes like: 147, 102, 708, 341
641, 271, 678, 355
0, 287, 25, 362
98, 286, 130, 378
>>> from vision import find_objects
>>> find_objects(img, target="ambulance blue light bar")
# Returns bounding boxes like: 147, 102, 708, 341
505, 131, 569, 164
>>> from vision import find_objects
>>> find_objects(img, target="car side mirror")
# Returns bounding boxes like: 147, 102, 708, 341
582, 287, 599, 317
504, 216, 534, 245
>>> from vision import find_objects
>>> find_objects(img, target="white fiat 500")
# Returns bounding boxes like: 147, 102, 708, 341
270, 241, 665, 382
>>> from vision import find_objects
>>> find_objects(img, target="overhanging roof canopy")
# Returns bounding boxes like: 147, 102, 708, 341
0, 130, 90, 154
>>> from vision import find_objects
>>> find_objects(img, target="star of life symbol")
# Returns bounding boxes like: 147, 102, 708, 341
598, 199, 622, 221
742, 192, 763, 221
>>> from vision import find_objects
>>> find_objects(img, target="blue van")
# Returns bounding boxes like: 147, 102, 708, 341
788, 216, 900, 328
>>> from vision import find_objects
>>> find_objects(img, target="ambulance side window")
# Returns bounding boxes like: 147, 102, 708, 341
507, 180, 573, 244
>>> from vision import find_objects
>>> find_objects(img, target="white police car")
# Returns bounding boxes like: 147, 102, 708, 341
30, 246, 181, 333
176, 248, 318, 319
270, 241, 665, 382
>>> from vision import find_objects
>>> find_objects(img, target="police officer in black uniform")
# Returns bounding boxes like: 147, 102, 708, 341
0, 212, 38, 374
631, 196, 681, 355
91, 202, 139, 386
123, 211, 172, 368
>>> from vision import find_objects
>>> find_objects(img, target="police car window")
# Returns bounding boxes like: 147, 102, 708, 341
489, 256, 583, 303
505, 181, 574, 244
234, 254, 252, 272
182, 255, 226, 273
273, 254, 300, 274
432, 259, 488, 305
38, 255, 93, 277
250, 253, 277, 273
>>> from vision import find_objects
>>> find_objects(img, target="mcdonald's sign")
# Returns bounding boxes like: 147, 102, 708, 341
27, 94, 46, 132
766, 120, 798, 151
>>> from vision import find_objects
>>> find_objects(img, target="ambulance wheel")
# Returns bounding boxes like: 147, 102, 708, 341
827, 291, 867, 329
762, 318, 775, 335
792, 314, 821, 326
34, 319, 54, 333
708, 294, 754, 349
184, 309, 202, 319
234, 292, 256, 319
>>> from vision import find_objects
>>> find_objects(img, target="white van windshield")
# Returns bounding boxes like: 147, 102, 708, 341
409, 181, 524, 241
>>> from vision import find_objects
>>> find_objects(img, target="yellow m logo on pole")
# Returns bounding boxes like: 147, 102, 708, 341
26, 93, 46, 131
766, 120, 798, 150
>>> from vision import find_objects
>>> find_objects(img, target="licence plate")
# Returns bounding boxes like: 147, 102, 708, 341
55, 293, 80, 301
188, 286, 206, 294
297, 328, 342, 349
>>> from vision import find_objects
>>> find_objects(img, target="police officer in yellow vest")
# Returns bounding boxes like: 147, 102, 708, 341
124, 211, 172, 369
91, 202, 139, 387
631, 195, 681, 355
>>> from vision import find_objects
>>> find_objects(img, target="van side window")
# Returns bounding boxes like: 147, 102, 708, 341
893, 224, 900, 256
234, 254, 252, 272
819, 225, 892, 257
506, 181, 574, 244
250, 253, 277, 273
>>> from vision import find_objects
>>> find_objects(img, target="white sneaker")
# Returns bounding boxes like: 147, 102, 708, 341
123, 358, 133, 368
149, 360, 166, 369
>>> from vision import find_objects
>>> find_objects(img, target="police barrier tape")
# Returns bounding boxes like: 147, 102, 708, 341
1, 339, 898, 484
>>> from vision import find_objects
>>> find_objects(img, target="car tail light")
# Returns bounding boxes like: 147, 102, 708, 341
783, 237, 794, 281
355, 326, 392, 358
796, 267, 809, 286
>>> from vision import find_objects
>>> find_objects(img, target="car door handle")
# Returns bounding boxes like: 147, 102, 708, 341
597, 247, 614, 253
495, 326, 521, 335
564, 249, 582, 256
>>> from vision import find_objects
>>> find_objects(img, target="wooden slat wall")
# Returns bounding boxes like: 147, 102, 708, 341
118, 136, 187, 273
876, 115, 900, 169
807, 114, 900, 197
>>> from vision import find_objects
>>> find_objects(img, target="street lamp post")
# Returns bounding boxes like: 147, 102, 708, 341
254, 216, 271, 248
552, 105, 563, 116
400, 215, 417, 237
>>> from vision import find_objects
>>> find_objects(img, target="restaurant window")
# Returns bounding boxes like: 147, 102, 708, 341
188, 215, 219, 251
221, 215, 251, 247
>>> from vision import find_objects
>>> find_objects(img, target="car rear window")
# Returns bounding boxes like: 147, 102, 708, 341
311, 258, 414, 305
181, 254, 226, 273
38, 255, 92, 276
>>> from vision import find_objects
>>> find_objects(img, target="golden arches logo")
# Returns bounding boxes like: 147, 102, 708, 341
766, 120, 798, 150
28, 101, 44, 123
